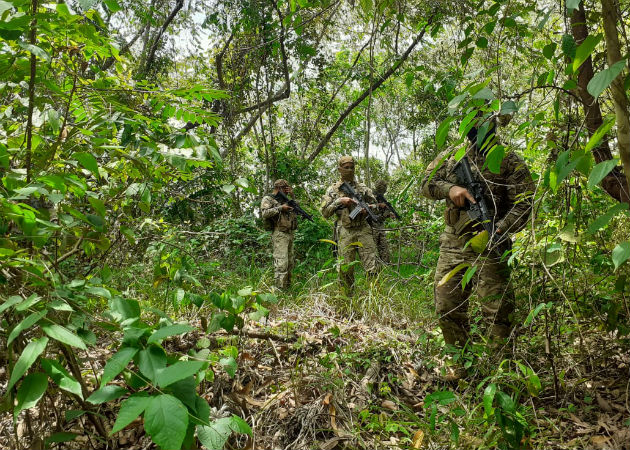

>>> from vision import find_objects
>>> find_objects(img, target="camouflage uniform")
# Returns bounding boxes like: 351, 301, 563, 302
261, 190, 297, 290
421, 146, 534, 347
321, 158, 380, 294
372, 180, 394, 264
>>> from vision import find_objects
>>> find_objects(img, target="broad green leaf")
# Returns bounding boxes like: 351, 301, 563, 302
587, 60, 627, 98
524, 302, 551, 326
0, 1, 13, 15
197, 418, 233, 450
86, 385, 128, 404
15, 294, 41, 312
469, 230, 489, 253
485, 144, 505, 174
436, 117, 454, 149
41, 323, 87, 350
573, 34, 602, 73
483, 383, 497, 416
18, 42, 50, 61
543, 42, 556, 60
461, 265, 478, 289
157, 361, 205, 388
88, 197, 106, 217
137, 346, 167, 382
612, 242, 630, 270
499, 101, 518, 115
44, 432, 77, 446
197, 415, 252, 449
101, 347, 138, 385
78, 0, 98, 10
86, 286, 111, 299
7, 310, 47, 345
147, 324, 195, 344
588, 159, 619, 190
566, 0, 580, 13
219, 357, 237, 378
228, 415, 252, 435
425, 390, 457, 406
221, 184, 235, 194
14, 372, 48, 420
144, 395, 188, 450
586, 203, 628, 234
110, 394, 150, 434
109, 297, 140, 322
8, 337, 49, 391
103, 0, 121, 13
472, 87, 495, 100
544, 243, 564, 266
496, 391, 516, 413
41, 358, 83, 399
447, 93, 467, 110
0, 295, 24, 314
459, 110, 478, 137
437, 263, 470, 287
585, 116, 616, 153
74, 152, 100, 178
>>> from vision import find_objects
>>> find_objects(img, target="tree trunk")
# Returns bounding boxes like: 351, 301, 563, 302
25, 0, 39, 182
570, 3, 629, 202
601, 0, 630, 198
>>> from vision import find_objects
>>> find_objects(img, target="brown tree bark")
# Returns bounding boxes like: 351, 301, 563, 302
570, 2, 629, 202
601, 0, 630, 198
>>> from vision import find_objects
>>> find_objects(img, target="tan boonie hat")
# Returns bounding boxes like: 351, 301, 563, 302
273, 179, 289, 188
338, 155, 355, 166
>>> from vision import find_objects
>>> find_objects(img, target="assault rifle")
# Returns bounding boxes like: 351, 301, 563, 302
453, 156, 511, 258
375, 192, 401, 220
274, 190, 314, 222
339, 181, 380, 224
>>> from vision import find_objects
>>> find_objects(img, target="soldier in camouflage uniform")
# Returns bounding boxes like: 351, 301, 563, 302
321, 156, 381, 295
421, 120, 534, 379
261, 179, 297, 290
372, 180, 395, 264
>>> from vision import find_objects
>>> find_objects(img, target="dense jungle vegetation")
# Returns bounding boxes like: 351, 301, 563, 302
0, 0, 629, 448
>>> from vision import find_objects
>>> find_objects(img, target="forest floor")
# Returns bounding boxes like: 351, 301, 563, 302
2, 293, 628, 450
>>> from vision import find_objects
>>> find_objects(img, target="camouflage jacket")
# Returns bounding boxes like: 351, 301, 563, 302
421, 147, 534, 235
320, 180, 378, 229
261, 195, 297, 232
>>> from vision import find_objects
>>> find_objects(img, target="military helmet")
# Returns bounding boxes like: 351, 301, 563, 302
338, 155, 355, 166
374, 179, 388, 194
273, 179, 289, 188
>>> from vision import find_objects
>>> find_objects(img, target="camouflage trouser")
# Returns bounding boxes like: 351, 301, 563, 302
272, 229, 294, 289
338, 224, 379, 294
372, 226, 390, 264
434, 231, 514, 348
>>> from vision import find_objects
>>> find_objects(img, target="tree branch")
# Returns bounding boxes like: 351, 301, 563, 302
101, 24, 149, 72
307, 17, 433, 162
138, 0, 184, 79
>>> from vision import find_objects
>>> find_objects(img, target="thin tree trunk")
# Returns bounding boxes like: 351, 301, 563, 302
25, 0, 39, 182
307, 17, 433, 163
570, 3, 629, 202
601, 0, 630, 197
